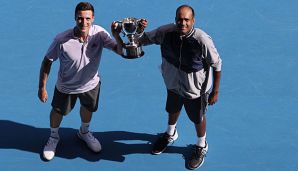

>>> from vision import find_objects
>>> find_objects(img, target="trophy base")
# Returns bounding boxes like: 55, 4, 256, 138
122, 46, 144, 59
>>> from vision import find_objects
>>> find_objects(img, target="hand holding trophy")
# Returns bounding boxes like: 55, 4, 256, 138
112, 17, 147, 59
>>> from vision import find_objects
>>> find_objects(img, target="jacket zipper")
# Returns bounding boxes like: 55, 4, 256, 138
178, 37, 183, 94
179, 37, 183, 70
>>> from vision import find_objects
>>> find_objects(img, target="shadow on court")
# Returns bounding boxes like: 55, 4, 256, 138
0, 120, 189, 162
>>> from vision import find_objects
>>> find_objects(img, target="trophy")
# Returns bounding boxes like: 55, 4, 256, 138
116, 17, 145, 59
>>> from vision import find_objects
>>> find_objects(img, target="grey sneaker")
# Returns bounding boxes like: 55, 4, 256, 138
151, 129, 178, 155
77, 131, 102, 153
187, 142, 208, 170
43, 136, 59, 161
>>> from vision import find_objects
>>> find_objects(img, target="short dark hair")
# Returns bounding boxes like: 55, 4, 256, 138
75, 2, 94, 18
176, 5, 195, 18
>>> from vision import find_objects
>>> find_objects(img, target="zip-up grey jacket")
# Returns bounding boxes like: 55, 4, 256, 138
139, 23, 222, 99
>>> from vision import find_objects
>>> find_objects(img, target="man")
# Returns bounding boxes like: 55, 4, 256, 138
117, 5, 222, 169
38, 2, 123, 161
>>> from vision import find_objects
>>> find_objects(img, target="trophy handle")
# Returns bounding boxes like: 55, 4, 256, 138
135, 19, 144, 38
114, 21, 123, 35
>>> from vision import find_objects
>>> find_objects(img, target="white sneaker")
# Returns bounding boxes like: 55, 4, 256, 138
78, 131, 102, 153
43, 137, 59, 160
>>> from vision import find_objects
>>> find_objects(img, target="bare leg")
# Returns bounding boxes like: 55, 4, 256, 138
50, 109, 63, 128
80, 105, 92, 123
195, 115, 206, 137
168, 111, 181, 125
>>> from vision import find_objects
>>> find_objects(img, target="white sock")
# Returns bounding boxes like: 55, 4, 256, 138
166, 123, 177, 135
80, 122, 90, 133
196, 133, 206, 147
50, 127, 59, 139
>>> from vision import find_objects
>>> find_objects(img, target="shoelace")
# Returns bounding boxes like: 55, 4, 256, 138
46, 137, 58, 147
165, 130, 176, 142
161, 133, 173, 143
168, 135, 176, 142
193, 146, 206, 159
86, 132, 96, 142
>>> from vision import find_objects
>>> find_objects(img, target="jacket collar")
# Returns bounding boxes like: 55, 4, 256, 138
179, 27, 195, 39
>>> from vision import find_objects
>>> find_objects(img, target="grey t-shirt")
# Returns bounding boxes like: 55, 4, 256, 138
45, 25, 116, 94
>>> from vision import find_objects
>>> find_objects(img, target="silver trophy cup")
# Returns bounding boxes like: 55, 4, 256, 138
116, 17, 144, 59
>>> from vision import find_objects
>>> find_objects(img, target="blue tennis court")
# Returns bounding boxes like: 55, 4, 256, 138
1, 0, 298, 170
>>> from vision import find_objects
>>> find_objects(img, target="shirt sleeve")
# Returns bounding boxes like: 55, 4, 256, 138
201, 34, 222, 71
139, 23, 175, 46
45, 38, 60, 61
101, 29, 117, 50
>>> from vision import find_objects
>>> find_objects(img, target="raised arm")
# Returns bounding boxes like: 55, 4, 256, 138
110, 21, 125, 55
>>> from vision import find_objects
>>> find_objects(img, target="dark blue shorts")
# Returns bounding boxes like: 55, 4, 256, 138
51, 83, 100, 115
165, 89, 209, 124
